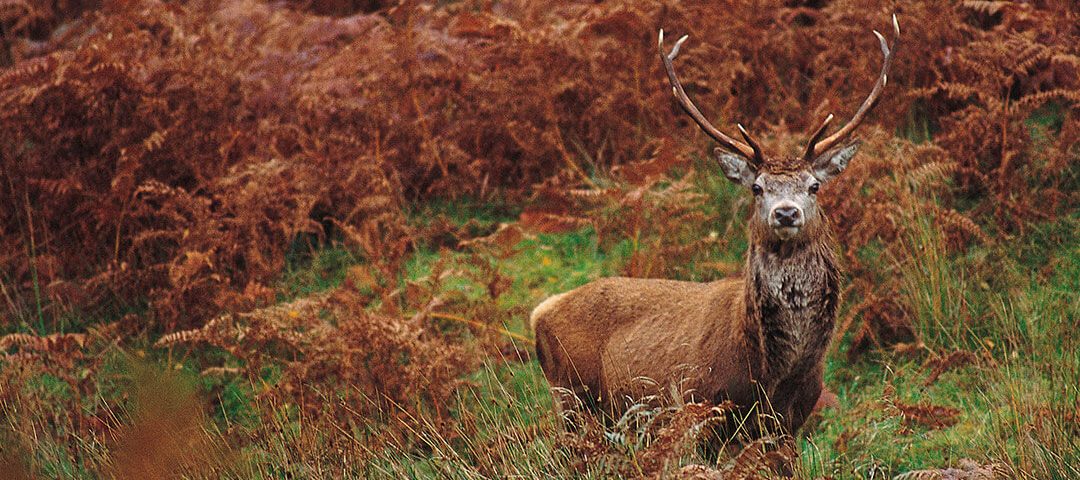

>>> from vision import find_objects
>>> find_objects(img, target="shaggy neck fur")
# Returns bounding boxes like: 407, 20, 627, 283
744, 219, 840, 385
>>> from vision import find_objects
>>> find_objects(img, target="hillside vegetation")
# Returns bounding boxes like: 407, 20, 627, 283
0, 0, 1077, 478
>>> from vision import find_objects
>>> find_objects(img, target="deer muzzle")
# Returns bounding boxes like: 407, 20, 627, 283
771, 204, 804, 239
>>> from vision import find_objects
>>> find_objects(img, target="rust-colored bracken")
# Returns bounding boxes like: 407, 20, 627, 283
2, 0, 1076, 334
0, 0, 1077, 473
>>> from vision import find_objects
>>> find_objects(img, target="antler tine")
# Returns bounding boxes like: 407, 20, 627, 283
659, 29, 759, 163
807, 14, 900, 159
737, 124, 764, 161
802, 114, 834, 161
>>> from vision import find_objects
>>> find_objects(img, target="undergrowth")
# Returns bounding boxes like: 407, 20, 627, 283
1, 0, 1079, 479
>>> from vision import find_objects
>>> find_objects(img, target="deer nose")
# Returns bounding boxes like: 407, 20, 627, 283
774, 206, 800, 227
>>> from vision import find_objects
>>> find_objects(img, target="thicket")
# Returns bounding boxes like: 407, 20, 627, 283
3, 0, 1077, 328
0, 0, 1077, 476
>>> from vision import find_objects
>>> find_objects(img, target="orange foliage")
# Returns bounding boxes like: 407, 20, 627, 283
3, 0, 1077, 331
0, 0, 1078, 470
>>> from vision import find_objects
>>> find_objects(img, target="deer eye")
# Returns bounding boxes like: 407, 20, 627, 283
751, 184, 763, 196
809, 182, 820, 194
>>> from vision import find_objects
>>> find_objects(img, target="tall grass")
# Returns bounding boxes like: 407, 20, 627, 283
2, 210, 1077, 479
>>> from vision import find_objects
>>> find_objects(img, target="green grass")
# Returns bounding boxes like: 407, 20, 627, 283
351, 207, 1079, 478
3, 191, 1077, 479
320, 196, 1071, 478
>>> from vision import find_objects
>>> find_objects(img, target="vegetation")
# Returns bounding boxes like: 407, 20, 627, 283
0, 0, 1077, 478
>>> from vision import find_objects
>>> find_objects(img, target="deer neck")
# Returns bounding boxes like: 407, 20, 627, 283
743, 227, 840, 384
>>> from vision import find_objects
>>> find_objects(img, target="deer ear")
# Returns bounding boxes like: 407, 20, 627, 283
812, 141, 860, 183
714, 148, 756, 188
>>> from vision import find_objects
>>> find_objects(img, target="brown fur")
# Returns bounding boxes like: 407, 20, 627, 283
532, 168, 841, 435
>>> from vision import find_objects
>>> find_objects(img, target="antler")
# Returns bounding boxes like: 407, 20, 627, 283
804, 14, 900, 160
659, 30, 762, 165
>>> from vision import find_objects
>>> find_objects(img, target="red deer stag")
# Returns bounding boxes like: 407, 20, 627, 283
532, 16, 899, 437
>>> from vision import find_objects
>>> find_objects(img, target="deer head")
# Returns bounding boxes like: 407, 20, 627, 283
659, 15, 899, 242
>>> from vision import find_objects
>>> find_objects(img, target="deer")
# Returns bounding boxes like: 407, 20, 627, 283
531, 16, 899, 439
